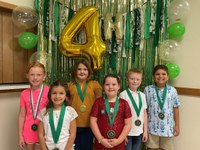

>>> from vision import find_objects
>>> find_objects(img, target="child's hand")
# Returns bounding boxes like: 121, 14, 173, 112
19, 135, 25, 149
174, 125, 180, 136
125, 137, 128, 145
108, 138, 120, 147
101, 138, 114, 148
142, 132, 148, 142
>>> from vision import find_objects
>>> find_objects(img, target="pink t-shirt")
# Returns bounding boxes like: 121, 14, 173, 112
20, 85, 49, 142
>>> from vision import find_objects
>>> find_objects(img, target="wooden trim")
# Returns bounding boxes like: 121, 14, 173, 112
0, 84, 29, 93
175, 87, 200, 96
0, 89, 25, 93
1, 86, 200, 96
0, 1, 17, 10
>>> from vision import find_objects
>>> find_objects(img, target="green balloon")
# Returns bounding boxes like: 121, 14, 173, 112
18, 32, 38, 49
166, 63, 180, 79
168, 22, 185, 39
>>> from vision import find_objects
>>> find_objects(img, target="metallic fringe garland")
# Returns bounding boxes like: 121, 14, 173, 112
35, 0, 169, 91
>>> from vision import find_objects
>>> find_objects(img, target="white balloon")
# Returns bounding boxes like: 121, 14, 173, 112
12, 6, 38, 29
159, 40, 180, 62
29, 52, 52, 69
168, 0, 190, 23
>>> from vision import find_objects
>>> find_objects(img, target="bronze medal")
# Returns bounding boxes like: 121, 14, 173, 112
80, 104, 86, 112
155, 85, 167, 120
158, 112, 165, 120
53, 147, 59, 150
135, 119, 141, 126
31, 124, 37, 131
107, 130, 115, 138
30, 85, 44, 132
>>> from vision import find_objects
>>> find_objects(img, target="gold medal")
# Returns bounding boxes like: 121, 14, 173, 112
53, 147, 59, 150
80, 104, 86, 112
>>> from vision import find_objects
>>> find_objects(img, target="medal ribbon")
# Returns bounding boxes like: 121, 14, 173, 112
49, 104, 66, 144
155, 84, 167, 111
76, 82, 88, 102
126, 89, 142, 117
105, 97, 119, 126
30, 84, 44, 120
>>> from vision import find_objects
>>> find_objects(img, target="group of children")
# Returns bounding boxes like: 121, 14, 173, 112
18, 59, 180, 150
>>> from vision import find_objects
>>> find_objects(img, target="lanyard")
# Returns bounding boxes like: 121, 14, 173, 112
155, 84, 167, 111
105, 97, 119, 127
126, 88, 142, 117
30, 84, 44, 120
49, 104, 66, 144
76, 82, 88, 102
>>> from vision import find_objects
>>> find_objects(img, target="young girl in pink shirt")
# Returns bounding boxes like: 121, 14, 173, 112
18, 62, 49, 150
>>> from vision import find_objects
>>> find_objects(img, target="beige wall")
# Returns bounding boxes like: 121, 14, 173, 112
1, 0, 34, 7
172, 0, 200, 149
174, 95, 200, 149
1, 0, 200, 150
0, 92, 21, 150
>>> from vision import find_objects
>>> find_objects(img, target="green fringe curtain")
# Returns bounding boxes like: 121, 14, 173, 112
35, 0, 170, 91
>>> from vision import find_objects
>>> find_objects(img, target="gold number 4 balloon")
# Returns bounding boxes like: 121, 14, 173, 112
60, 6, 106, 70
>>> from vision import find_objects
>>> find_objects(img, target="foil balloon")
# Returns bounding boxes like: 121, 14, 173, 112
60, 6, 106, 70
115, 13, 124, 42
12, 6, 38, 29
104, 13, 113, 40
104, 13, 124, 42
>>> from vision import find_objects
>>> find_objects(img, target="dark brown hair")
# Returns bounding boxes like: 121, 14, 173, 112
45, 80, 70, 112
72, 59, 93, 82
103, 74, 121, 85
153, 64, 169, 75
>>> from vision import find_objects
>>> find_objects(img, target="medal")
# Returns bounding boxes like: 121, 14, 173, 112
49, 104, 66, 146
126, 89, 143, 126
107, 130, 115, 138
53, 148, 59, 150
76, 82, 88, 111
158, 112, 165, 120
135, 119, 141, 126
155, 84, 167, 120
80, 104, 86, 112
31, 124, 38, 131
110, 108, 114, 113
105, 97, 119, 139
30, 85, 44, 131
